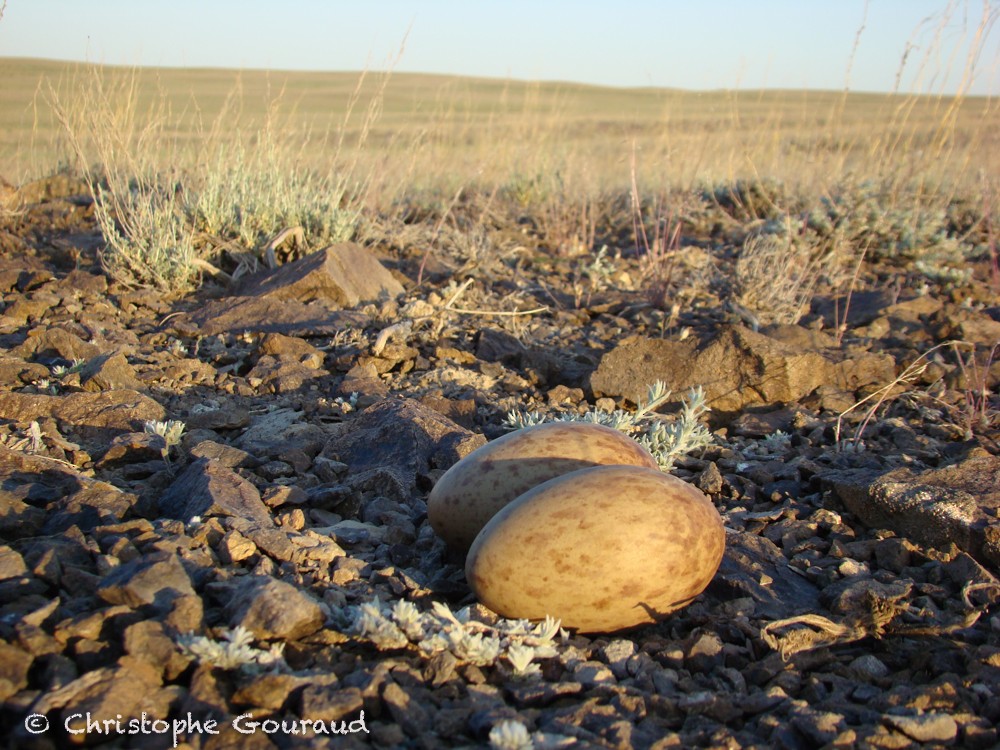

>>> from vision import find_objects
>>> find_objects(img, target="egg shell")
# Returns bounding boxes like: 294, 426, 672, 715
428, 421, 660, 553
465, 465, 725, 633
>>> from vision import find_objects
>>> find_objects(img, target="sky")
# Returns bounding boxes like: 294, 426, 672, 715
0, 0, 997, 95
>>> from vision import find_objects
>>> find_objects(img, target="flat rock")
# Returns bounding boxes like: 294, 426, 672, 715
97, 551, 196, 613
43, 477, 144, 533
320, 398, 487, 498
824, 453, 1000, 570
0, 356, 50, 386
0, 445, 144, 533
591, 325, 896, 413
10, 326, 102, 363
177, 295, 369, 336
237, 242, 404, 308
245, 354, 326, 393
235, 407, 328, 460
257, 332, 325, 367
25, 659, 173, 746
710, 531, 822, 619
78, 350, 144, 392
883, 712, 958, 743
0, 641, 33, 701
224, 575, 324, 640
0, 389, 166, 438
159, 457, 274, 527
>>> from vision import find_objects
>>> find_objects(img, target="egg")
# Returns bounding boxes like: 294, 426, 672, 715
465, 465, 725, 633
428, 421, 660, 553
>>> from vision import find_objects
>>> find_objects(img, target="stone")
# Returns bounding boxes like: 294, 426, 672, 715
791, 709, 847, 746
186, 439, 257, 468
43, 478, 143, 534
158, 457, 274, 527
685, 631, 725, 674
883, 712, 958, 743
78, 351, 144, 392
849, 654, 890, 681
245, 354, 325, 393
0, 545, 28, 579
600, 639, 637, 680
97, 431, 168, 467
382, 680, 433, 736
321, 397, 487, 499
0, 641, 33, 701
591, 326, 896, 413
237, 242, 404, 308
231, 673, 317, 711
572, 661, 615, 687
176, 295, 370, 337
123, 620, 191, 680
0, 356, 50, 386
710, 531, 821, 620
235, 407, 328, 460
96, 551, 196, 613
824, 453, 1000, 569
217, 529, 257, 564
0, 389, 165, 438
24, 659, 173, 745
225, 575, 324, 640
11, 326, 101, 363
258, 332, 325, 366
299, 684, 364, 721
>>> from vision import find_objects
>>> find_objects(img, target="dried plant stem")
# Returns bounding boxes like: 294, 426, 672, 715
835, 340, 958, 447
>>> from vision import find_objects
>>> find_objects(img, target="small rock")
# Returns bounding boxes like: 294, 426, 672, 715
225, 575, 324, 640
257, 332, 325, 368
26, 659, 173, 746
217, 530, 257, 564
238, 242, 404, 308
246, 354, 325, 393
791, 708, 846, 746
123, 620, 190, 680
591, 326, 893, 413
685, 631, 724, 674
572, 661, 615, 687
321, 397, 486, 498
78, 351, 144, 392
96, 551, 196, 614
159, 457, 273, 526
600, 639, 637, 680
382, 680, 433, 736
0, 389, 165, 439
0, 641, 33, 701
883, 712, 958, 743
849, 654, 890, 681
300, 684, 364, 722
0, 545, 28, 579
696, 462, 724, 495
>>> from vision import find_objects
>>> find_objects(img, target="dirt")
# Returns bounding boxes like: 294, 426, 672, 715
0, 174, 998, 749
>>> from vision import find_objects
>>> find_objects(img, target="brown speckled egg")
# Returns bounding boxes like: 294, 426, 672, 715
465, 465, 725, 633
428, 422, 660, 553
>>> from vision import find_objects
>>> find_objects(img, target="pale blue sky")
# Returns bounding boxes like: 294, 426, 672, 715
1, 1, 996, 94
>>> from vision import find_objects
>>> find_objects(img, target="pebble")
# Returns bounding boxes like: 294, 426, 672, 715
883, 712, 958, 743
849, 654, 890, 681
571, 661, 615, 687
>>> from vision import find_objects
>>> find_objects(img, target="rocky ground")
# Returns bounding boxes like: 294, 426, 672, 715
0, 174, 998, 749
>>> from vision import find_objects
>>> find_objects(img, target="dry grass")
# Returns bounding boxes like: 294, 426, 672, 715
3, 59, 996, 198
0, 3, 996, 292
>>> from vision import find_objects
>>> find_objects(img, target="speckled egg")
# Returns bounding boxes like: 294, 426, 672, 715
428, 421, 660, 553
465, 465, 725, 633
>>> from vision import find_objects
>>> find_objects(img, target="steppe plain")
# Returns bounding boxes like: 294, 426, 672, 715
0, 57, 998, 748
